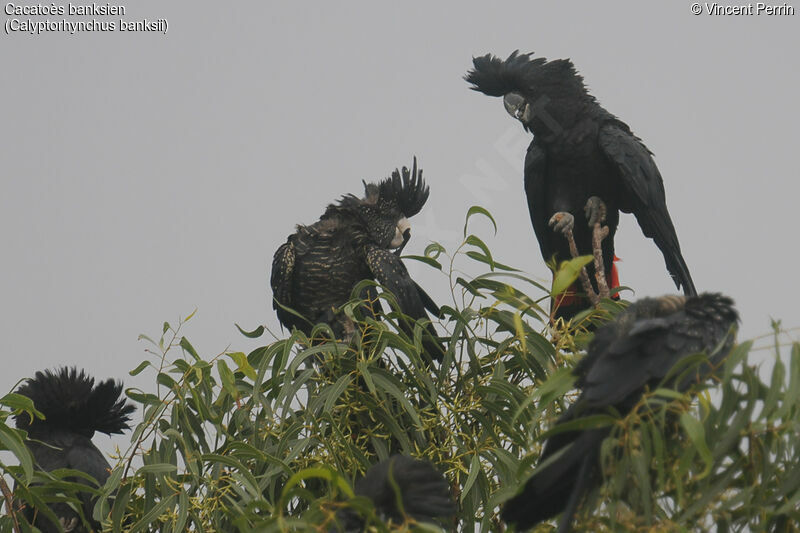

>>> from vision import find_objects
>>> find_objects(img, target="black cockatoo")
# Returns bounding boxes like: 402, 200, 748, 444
333, 455, 455, 531
13, 367, 135, 533
502, 293, 738, 532
271, 158, 445, 360
465, 51, 697, 320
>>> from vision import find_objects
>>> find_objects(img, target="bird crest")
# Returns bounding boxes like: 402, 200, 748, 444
375, 156, 429, 218
331, 157, 430, 218
465, 50, 588, 100
15, 367, 136, 437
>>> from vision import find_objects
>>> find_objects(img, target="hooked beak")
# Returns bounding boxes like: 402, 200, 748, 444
503, 92, 531, 123
391, 217, 411, 249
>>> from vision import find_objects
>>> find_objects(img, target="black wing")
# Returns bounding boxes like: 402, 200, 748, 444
365, 246, 445, 361
578, 314, 679, 408
413, 280, 441, 318
503, 294, 737, 531
598, 123, 696, 296
523, 139, 551, 262
580, 296, 736, 408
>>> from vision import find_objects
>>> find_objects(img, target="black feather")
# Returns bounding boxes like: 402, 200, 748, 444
14, 367, 135, 437
466, 50, 696, 320
502, 293, 738, 531
334, 455, 455, 531
465, 51, 545, 97
270, 158, 444, 361
14, 367, 135, 533
378, 156, 430, 218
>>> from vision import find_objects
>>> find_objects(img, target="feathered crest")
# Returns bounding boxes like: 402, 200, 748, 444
465, 50, 586, 98
321, 158, 429, 221
377, 157, 429, 217
14, 367, 136, 437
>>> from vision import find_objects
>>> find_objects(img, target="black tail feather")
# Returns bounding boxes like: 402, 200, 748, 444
502, 428, 606, 530
667, 250, 697, 296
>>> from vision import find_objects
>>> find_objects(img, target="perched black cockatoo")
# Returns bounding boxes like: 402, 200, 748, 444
466, 52, 697, 320
502, 293, 738, 532
13, 367, 135, 533
333, 455, 456, 531
271, 158, 445, 360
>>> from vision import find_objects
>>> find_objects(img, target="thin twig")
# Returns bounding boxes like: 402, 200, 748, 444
0, 475, 22, 533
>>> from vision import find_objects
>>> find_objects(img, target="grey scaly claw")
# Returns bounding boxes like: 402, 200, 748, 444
548, 212, 575, 236
584, 196, 607, 227
61, 517, 79, 533
550, 210, 600, 308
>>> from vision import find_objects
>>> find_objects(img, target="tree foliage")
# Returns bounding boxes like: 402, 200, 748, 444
1, 208, 798, 532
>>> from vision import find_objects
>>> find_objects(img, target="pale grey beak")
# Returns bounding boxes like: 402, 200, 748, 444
503, 92, 530, 123
391, 217, 411, 248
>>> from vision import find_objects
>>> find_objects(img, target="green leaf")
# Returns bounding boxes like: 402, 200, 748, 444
323, 374, 354, 413
180, 336, 201, 361
762, 353, 785, 420
280, 466, 354, 506
217, 360, 238, 399
371, 373, 422, 428
235, 323, 266, 339
461, 454, 481, 503
424, 242, 446, 259
129, 360, 151, 376
463, 205, 497, 237
465, 235, 495, 271
0, 392, 41, 419
138, 463, 178, 475
400, 254, 442, 270
551, 255, 593, 297
0, 424, 33, 483
227, 351, 258, 380
128, 492, 177, 532
156, 372, 178, 390
174, 490, 189, 532
680, 412, 713, 479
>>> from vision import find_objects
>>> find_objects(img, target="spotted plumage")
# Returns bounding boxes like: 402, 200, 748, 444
270, 158, 445, 360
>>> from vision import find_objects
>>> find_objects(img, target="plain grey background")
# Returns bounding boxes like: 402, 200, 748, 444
1, 2, 798, 457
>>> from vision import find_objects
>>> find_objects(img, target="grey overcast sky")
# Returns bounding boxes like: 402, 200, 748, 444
1, 1, 798, 454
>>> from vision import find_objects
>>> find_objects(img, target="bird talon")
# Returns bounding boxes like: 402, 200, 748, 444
60, 517, 79, 532
548, 212, 575, 235
584, 196, 607, 227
